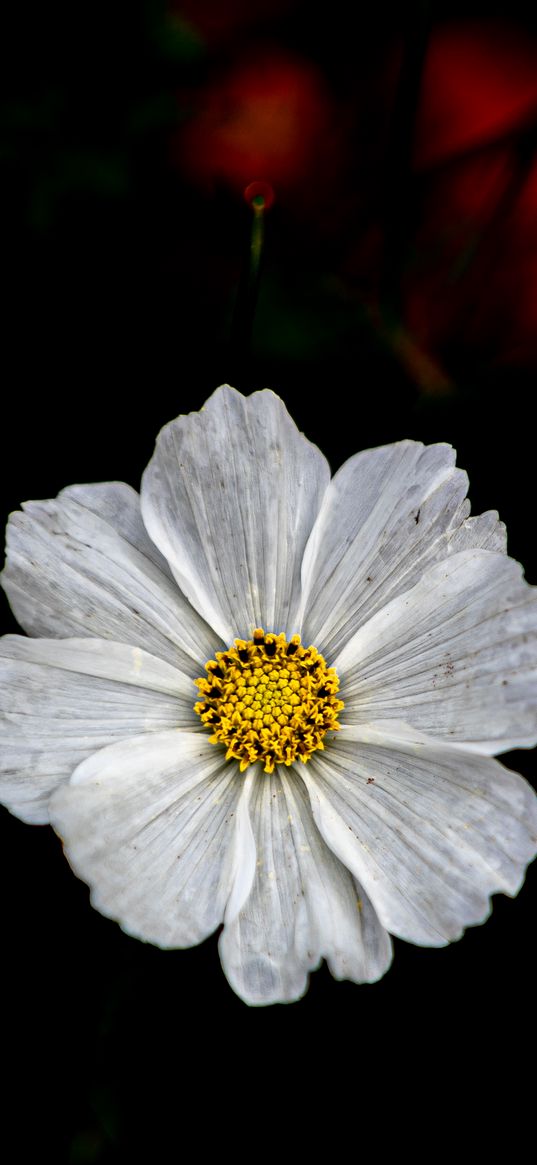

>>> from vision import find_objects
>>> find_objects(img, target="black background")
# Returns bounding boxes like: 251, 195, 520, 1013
1, 1, 535, 1158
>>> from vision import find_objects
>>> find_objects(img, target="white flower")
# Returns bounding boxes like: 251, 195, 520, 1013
1, 385, 536, 1006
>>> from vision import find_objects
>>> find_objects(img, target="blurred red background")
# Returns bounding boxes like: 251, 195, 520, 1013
171, 11, 537, 379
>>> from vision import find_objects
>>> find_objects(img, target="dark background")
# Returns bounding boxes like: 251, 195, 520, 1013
1, 0, 535, 1158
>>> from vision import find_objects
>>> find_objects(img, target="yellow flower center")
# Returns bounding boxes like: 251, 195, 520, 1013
194, 629, 344, 775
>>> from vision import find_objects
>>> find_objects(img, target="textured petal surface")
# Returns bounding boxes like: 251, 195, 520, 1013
298, 440, 506, 659
50, 732, 256, 949
1, 482, 220, 673
219, 770, 392, 1005
141, 385, 330, 643
303, 725, 537, 946
0, 635, 197, 823
61, 482, 177, 577
336, 550, 537, 752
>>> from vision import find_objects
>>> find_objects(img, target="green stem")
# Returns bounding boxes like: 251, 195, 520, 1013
231, 190, 270, 381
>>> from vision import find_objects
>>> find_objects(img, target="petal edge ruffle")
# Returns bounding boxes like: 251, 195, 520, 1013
141, 385, 330, 643
302, 727, 537, 946
299, 439, 506, 658
219, 770, 392, 1005
336, 549, 537, 753
1, 483, 220, 673
50, 732, 257, 949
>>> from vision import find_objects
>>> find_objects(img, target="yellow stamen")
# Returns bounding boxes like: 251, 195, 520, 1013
194, 629, 344, 774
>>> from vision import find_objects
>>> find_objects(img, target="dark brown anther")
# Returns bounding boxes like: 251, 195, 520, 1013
265, 640, 276, 657
286, 641, 298, 656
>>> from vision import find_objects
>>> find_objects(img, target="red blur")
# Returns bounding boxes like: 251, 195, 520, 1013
175, 48, 344, 211
407, 22, 537, 369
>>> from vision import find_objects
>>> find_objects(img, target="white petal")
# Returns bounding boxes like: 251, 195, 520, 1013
0, 634, 194, 695
336, 550, 537, 752
50, 732, 256, 949
2, 482, 220, 673
298, 439, 506, 658
141, 385, 330, 643
302, 726, 537, 946
219, 771, 392, 1005
0, 635, 197, 823
62, 482, 176, 577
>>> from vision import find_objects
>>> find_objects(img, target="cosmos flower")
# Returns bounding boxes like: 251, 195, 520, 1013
1, 385, 536, 1005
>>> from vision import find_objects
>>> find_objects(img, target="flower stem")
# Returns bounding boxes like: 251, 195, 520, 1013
231, 182, 274, 381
